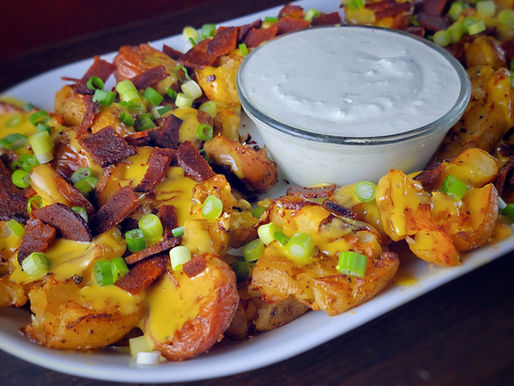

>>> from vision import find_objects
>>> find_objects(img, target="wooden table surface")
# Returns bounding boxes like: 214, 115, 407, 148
1, 1, 513, 385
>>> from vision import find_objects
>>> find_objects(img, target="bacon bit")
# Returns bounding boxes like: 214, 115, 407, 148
405, 26, 426, 37
90, 186, 139, 235
365, 0, 396, 11
375, 2, 412, 20
176, 141, 215, 182
276, 16, 310, 35
125, 237, 181, 265
244, 25, 278, 48
414, 163, 445, 190
115, 254, 169, 294
418, 11, 448, 31
501, 38, 514, 61
17, 219, 56, 265
135, 148, 174, 193
0, 159, 28, 223
162, 44, 184, 61
179, 39, 217, 69
152, 114, 183, 149
183, 255, 207, 278
238, 19, 262, 42
79, 126, 136, 167
61, 76, 80, 82
278, 196, 318, 210
76, 95, 98, 138
158, 205, 178, 239
278, 4, 305, 19
286, 184, 337, 198
33, 203, 92, 242
311, 12, 342, 26
421, 0, 448, 16
75, 56, 116, 95
207, 27, 239, 58
125, 130, 151, 147
130, 65, 167, 90
322, 200, 356, 219
495, 158, 514, 196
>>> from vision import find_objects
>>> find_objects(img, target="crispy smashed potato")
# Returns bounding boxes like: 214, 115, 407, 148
464, 36, 507, 70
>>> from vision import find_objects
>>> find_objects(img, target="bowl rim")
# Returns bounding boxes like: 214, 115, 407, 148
236, 25, 471, 146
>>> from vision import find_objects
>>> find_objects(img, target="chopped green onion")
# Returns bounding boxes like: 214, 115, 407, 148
337, 251, 367, 277
498, 197, 507, 211
285, 232, 314, 265
498, 9, 514, 26
74, 176, 98, 195
181, 80, 202, 99
238, 43, 249, 57
200, 23, 216, 39
157, 105, 172, 117
119, 111, 135, 126
125, 229, 146, 252
171, 226, 184, 238
71, 168, 92, 185
182, 26, 199, 44
6, 219, 25, 238
129, 335, 152, 358
111, 257, 129, 282
242, 239, 265, 262
166, 88, 178, 100
12, 154, 39, 172
264, 16, 278, 23
448, 2, 464, 20
29, 110, 49, 126
201, 195, 223, 219
273, 231, 290, 246
411, 14, 420, 27
175, 93, 193, 108
92, 89, 116, 106
116, 80, 140, 104
196, 124, 214, 141
354, 181, 376, 203
305, 8, 321, 22
6, 114, 23, 128
188, 37, 196, 46
433, 30, 451, 47
27, 195, 42, 214
347, 0, 365, 11
476, 0, 495, 19
442, 175, 468, 200
174, 65, 192, 82
258, 222, 280, 245
94, 259, 114, 286
230, 260, 251, 282
468, 20, 486, 35
199, 101, 217, 118
169, 245, 191, 271
11, 169, 30, 188
86, 76, 104, 91
139, 214, 163, 241
448, 22, 465, 44
36, 123, 52, 134
22, 252, 51, 277
72, 206, 88, 222
463, 17, 479, 32
0, 133, 27, 150
501, 203, 514, 222
136, 351, 161, 366
23, 102, 34, 112
143, 87, 164, 106
251, 206, 266, 218
121, 100, 145, 113
29, 131, 53, 163
136, 113, 156, 131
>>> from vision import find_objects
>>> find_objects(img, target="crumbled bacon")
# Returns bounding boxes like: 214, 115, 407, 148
33, 203, 92, 242
90, 186, 139, 235
178, 39, 217, 69
176, 141, 215, 182
501, 38, 514, 61
414, 163, 445, 190
115, 254, 169, 294
374, 2, 412, 20
418, 11, 448, 31
151, 114, 183, 149
17, 219, 56, 265
183, 255, 207, 278
158, 205, 178, 239
286, 184, 337, 198
0, 159, 28, 223
130, 65, 167, 90
238, 19, 262, 43
125, 130, 152, 147
162, 44, 184, 61
207, 27, 239, 58
311, 12, 342, 26
79, 126, 136, 167
135, 148, 174, 193
125, 237, 181, 265
496, 158, 514, 196
76, 95, 98, 138
322, 200, 356, 219
244, 25, 278, 48
276, 16, 310, 35
278, 4, 305, 19
421, 0, 448, 16
74, 56, 116, 95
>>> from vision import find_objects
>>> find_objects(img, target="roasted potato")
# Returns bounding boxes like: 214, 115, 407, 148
342, 0, 413, 29
0, 277, 27, 308
54, 85, 86, 126
464, 36, 507, 70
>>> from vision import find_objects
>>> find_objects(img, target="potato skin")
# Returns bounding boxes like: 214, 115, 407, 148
0, 277, 27, 308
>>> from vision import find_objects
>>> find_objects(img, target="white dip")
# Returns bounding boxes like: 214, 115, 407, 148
239, 26, 461, 137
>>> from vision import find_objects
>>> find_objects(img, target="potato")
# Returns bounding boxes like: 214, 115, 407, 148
407, 228, 460, 266
113, 43, 178, 80
465, 36, 507, 70
23, 277, 144, 350
253, 296, 310, 332
343, 0, 413, 29
0, 277, 27, 308
145, 256, 238, 360
54, 85, 86, 127
213, 102, 240, 140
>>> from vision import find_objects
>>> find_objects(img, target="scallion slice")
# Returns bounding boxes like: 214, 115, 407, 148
116, 80, 140, 104
196, 124, 214, 141
22, 252, 51, 277
264, 16, 278, 23
13, 154, 39, 172
71, 167, 93, 184
257, 222, 280, 245
125, 229, 146, 252
433, 30, 450, 47
230, 260, 251, 282
92, 89, 116, 106
274, 231, 290, 246
175, 93, 193, 108
0, 133, 27, 150
448, 2, 464, 21
157, 105, 173, 117
111, 257, 129, 282
166, 88, 178, 100
305, 8, 321, 22
354, 181, 376, 203
28, 131, 53, 163
498, 9, 514, 26
23, 102, 35, 112
143, 87, 164, 106
336, 251, 367, 277
72, 206, 88, 222
467, 20, 486, 35
169, 246, 191, 271
181, 80, 202, 100
347, 0, 365, 11
238, 43, 249, 57
502, 203, 514, 222
135, 113, 156, 131
174, 65, 192, 82
251, 206, 266, 218
6, 114, 23, 128
94, 259, 114, 286
11, 169, 30, 188
448, 22, 465, 44
171, 226, 184, 238
182, 26, 199, 44
130, 335, 152, 358
139, 214, 163, 241
476, 1, 495, 19
442, 175, 468, 200
201, 195, 223, 219
463, 17, 479, 32
86, 76, 104, 91
200, 23, 216, 39
28, 110, 49, 126
36, 123, 52, 134
27, 195, 42, 214
242, 239, 265, 262
285, 232, 314, 265
6, 219, 25, 238
199, 101, 217, 118
136, 351, 161, 366
74, 176, 98, 195
120, 111, 135, 126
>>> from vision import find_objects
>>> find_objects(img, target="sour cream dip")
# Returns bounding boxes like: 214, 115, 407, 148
237, 26, 470, 186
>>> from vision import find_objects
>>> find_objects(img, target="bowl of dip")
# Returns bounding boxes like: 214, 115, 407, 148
237, 26, 471, 186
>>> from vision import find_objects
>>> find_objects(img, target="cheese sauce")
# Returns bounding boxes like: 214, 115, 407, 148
240, 27, 461, 137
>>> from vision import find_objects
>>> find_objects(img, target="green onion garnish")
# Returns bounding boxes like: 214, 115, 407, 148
264, 16, 278, 23
120, 111, 135, 126
36, 123, 52, 134
139, 214, 163, 241
242, 239, 265, 262
354, 181, 376, 203
199, 101, 217, 118
181, 80, 202, 100
442, 175, 468, 200
175, 93, 193, 108
111, 257, 129, 282
28, 131, 53, 163
121, 100, 145, 113
72, 206, 88, 222
448, 22, 465, 44
12, 154, 39, 172
462, 17, 479, 32
27, 195, 42, 214
166, 88, 178, 100
29, 110, 49, 126
201, 195, 223, 219
467, 20, 486, 35
129, 335, 151, 358
71, 167, 93, 184
169, 245, 191, 271
92, 89, 116, 106
23, 102, 34, 112
238, 43, 249, 57
476, 0, 495, 19
258, 222, 280, 245
502, 203, 514, 222
196, 124, 214, 141
6, 219, 25, 238
174, 65, 192, 82
200, 23, 216, 39
22, 252, 51, 277
125, 228, 146, 252
498, 9, 514, 26
11, 169, 30, 188
74, 176, 98, 195
273, 231, 290, 246
94, 259, 114, 286
143, 87, 164, 106
433, 30, 451, 47
157, 105, 172, 117
6, 114, 23, 128
305, 8, 321, 22
230, 260, 251, 282
116, 80, 140, 104
171, 226, 184, 238
448, 2, 464, 21
0, 133, 27, 150
347, 0, 365, 11
251, 206, 266, 218
136, 113, 156, 131
336, 251, 367, 277
498, 197, 507, 211
86, 76, 104, 91
285, 232, 315, 265
182, 26, 199, 44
